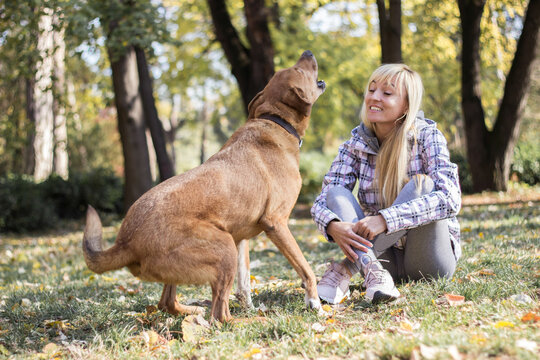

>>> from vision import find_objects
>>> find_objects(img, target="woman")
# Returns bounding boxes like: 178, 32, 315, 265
311, 64, 461, 304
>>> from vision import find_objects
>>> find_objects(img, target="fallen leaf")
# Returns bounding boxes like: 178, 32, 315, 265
521, 312, 540, 323
20, 298, 31, 307
181, 314, 210, 343
311, 322, 326, 333
322, 304, 332, 313
444, 293, 465, 307
0, 344, 9, 356
419, 344, 441, 359
242, 347, 262, 358
494, 321, 514, 328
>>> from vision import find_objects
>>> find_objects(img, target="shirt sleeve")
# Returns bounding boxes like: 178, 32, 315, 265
311, 141, 359, 240
379, 126, 461, 233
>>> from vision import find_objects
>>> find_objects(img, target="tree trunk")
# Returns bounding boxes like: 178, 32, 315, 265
135, 46, 175, 181
376, 0, 402, 63
206, 0, 274, 112
33, 8, 55, 181
458, 0, 539, 192
52, 12, 68, 179
109, 45, 153, 210
490, 0, 540, 189
200, 102, 210, 165
24, 77, 36, 175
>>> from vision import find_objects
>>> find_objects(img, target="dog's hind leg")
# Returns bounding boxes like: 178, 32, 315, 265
235, 239, 253, 309
209, 235, 237, 322
158, 284, 205, 316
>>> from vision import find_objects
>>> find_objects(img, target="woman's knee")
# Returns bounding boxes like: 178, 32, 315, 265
326, 186, 355, 210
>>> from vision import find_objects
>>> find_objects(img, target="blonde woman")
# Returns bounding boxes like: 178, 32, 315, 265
311, 64, 461, 304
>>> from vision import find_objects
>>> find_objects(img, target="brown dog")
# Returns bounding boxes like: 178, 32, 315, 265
83, 50, 326, 322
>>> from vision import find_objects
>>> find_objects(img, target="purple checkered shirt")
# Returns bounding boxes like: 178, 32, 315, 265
311, 113, 462, 260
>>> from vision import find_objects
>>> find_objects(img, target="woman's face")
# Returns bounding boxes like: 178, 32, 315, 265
364, 79, 408, 127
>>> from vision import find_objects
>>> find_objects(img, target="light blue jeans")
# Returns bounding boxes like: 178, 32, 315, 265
326, 176, 456, 281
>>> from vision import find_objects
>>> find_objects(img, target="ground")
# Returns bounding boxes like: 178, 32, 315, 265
0, 184, 538, 359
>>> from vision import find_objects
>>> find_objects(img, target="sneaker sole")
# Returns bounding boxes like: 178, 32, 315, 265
318, 290, 350, 305
371, 291, 398, 305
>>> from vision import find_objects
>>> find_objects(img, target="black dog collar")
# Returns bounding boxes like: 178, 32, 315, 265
259, 114, 303, 148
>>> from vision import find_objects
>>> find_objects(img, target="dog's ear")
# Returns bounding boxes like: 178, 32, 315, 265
283, 86, 312, 116
247, 90, 264, 119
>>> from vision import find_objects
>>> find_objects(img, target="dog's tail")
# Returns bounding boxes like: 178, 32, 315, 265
83, 205, 135, 274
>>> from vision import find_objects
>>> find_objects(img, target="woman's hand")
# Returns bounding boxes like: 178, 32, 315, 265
352, 215, 388, 240
327, 221, 373, 262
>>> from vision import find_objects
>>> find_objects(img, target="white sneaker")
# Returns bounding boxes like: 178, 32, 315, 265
362, 258, 400, 304
317, 262, 351, 304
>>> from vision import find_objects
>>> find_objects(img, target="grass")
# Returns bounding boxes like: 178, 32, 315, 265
0, 186, 539, 359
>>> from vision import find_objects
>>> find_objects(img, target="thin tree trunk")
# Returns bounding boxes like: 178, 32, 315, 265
376, 0, 402, 63
52, 12, 68, 179
135, 46, 175, 181
200, 102, 210, 165
33, 8, 55, 181
109, 45, 153, 210
24, 77, 36, 175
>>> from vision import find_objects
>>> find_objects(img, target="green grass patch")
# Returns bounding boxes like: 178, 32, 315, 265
0, 192, 538, 359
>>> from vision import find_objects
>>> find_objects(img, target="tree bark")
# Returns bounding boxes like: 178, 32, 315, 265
206, 0, 274, 112
490, 0, 540, 189
376, 0, 402, 63
109, 45, 153, 209
458, 0, 539, 191
135, 46, 175, 181
33, 8, 55, 181
24, 77, 36, 175
52, 12, 68, 179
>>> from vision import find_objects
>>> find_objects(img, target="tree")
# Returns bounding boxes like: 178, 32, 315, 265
206, 0, 275, 112
458, 0, 540, 191
376, 0, 402, 63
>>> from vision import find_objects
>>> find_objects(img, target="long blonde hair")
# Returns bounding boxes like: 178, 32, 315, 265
360, 64, 423, 208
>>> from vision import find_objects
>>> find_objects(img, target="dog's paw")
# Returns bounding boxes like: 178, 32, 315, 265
306, 296, 321, 311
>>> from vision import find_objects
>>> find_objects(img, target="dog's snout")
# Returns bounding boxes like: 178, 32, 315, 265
317, 80, 326, 92
301, 50, 314, 58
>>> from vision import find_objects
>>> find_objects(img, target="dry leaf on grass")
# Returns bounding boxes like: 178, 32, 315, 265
521, 312, 540, 323
444, 293, 465, 306
181, 314, 210, 343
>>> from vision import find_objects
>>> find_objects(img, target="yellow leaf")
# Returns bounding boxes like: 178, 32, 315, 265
469, 334, 487, 344
462, 227, 471, 232
322, 304, 332, 312
242, 348, 261, 358
399, 320, 413, 332
478, 232, 484, 239
326, 318, 335, 324
494, 321, 514, 328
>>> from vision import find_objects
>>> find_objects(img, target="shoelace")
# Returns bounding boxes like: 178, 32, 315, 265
361, 254, 390, 288
319, 263, 349, 286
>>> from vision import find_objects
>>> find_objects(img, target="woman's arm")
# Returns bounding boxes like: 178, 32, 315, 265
378, 125, 461, 234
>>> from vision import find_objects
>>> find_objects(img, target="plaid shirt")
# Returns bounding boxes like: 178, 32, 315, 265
311, 113, 462, 260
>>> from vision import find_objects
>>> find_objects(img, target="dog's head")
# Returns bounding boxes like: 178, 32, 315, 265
248, 50, 326, 137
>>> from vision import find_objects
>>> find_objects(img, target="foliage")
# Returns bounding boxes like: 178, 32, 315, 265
511, 141, 540, 185
0, 190, 538, 358
298, 150, 335, 203
0, 168, 123, 233
450, 150, 474, 194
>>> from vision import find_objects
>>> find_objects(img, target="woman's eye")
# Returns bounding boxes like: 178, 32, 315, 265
384, 92, 392, 96
368, 89, 375, 93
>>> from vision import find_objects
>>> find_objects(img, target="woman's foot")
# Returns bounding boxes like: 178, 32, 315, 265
317, 262, 351, 304
362, 259, 400, 304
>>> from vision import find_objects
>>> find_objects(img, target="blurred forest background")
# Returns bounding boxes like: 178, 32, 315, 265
0, 0, 538, 232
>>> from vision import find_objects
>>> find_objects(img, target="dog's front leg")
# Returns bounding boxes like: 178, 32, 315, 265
264, 221, 321, 311
235, 239, 253, 309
